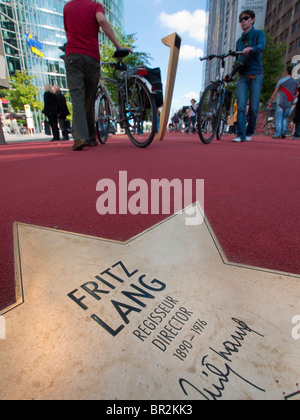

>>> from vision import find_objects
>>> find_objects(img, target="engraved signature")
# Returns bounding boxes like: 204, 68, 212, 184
179, 318, 266, 400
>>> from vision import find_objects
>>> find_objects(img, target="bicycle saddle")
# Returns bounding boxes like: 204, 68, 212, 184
113, 49, 129, 59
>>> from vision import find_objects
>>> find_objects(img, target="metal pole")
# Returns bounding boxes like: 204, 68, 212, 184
0, 100, 7, 144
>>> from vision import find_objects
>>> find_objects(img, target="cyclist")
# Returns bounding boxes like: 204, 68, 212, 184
63, 0, 133, 151
225, 10, 266, 143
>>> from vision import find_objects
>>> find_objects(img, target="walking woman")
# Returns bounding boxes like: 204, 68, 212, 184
43, 83, 60, 141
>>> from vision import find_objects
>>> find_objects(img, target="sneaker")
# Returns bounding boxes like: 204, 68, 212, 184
233, 137, 242, 143
246, 136, 252, 141
272, 135, 281, 139
281, 134, 286, 139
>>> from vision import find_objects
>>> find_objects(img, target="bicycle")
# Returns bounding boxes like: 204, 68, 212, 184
264, 117, 295, 137
197, 50, 243, 144
95, 49, 158, 148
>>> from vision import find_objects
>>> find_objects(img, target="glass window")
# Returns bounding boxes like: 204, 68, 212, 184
1, 0, 124, 103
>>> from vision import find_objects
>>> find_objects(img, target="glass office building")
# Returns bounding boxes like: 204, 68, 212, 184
0, 0, 124, 96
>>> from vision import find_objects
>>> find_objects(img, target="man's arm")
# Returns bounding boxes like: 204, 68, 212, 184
268, 87, 279, 108
252, 30, 266, 55
96, 12, 133, 53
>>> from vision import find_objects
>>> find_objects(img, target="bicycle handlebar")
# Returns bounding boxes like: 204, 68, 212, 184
199, 50, 244, 62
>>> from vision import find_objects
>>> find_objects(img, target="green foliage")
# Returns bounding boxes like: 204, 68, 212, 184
260, 29, 286, 106
100, 28, 152, 104
64, 91, 73, 123
101, 28, 152, 67
5, 70, 43, 112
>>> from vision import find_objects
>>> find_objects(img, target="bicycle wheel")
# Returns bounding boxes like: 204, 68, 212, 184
197, 84, 221, 144
95, 92, 110, 144
264, 121, 275, 136
216, 102, 227, 140
122, 78, 157, 148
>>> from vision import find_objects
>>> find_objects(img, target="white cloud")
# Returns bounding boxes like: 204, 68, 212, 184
180, 45, 204, 60
184, 91, 199, 101
158, 9, 208, 43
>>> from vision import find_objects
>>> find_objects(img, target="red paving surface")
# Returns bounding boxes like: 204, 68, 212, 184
0, 132, 299, 311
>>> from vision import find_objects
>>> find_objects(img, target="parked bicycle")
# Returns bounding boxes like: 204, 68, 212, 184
95, 49, 158, 148
197, 50, 243, 144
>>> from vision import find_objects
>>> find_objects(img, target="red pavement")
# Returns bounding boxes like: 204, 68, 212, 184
0, 132, 299, 311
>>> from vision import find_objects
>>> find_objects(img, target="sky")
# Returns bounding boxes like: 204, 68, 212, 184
124, 0, 209, 116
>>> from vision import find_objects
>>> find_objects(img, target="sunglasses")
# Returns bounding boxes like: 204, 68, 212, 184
239, 16, 251, 23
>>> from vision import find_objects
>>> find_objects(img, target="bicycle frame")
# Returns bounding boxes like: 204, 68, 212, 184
197, 51, 244, 143
97, 77, 118, 120
205, 53, 232, 105
97, 63, 154, 127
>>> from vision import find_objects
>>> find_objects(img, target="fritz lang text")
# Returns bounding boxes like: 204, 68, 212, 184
67, 261, 167, 337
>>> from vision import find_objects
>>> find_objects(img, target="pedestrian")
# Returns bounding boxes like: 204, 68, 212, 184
183, 109, 189, 133
63, 0, 133, 151
188, 99, 198, 134
268, 65, 298, 139
12, 119, 20, 136
227, 114, 234, 133
293, 86, 300, 139
173, 113, 180, 131
225, 10, 266, 143
42, 83, 60, 141
0, 117, 6, 144
232, 100, 238, 134
53, 85, 70, 140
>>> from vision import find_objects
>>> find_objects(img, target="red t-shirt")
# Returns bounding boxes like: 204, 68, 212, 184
63, 0, 105, 62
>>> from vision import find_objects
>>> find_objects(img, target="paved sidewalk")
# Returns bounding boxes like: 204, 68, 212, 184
3, 132, 73, 143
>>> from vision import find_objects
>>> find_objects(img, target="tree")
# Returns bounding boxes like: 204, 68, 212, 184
5, 70, 43, 113
100, 28, 152, 104
65, 92, 73, 124
260, 29, 286, 106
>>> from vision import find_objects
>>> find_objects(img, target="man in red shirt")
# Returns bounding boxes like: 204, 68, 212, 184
64, 0, 132, 150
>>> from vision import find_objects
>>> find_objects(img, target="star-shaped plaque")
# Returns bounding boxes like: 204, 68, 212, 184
0, 207, 299, 400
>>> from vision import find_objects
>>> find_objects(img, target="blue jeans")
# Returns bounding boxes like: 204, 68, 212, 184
190, 116, 196, 133
275, 103, 291, 137
236, 73, 263, 140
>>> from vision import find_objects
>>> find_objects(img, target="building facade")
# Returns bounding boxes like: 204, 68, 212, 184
0, 0, 124, 96
204, 0, 300, 87
265, 0, 300, 66
205, 0, 229, 87
204, 0, 268, 86
0, 28, 9, 88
